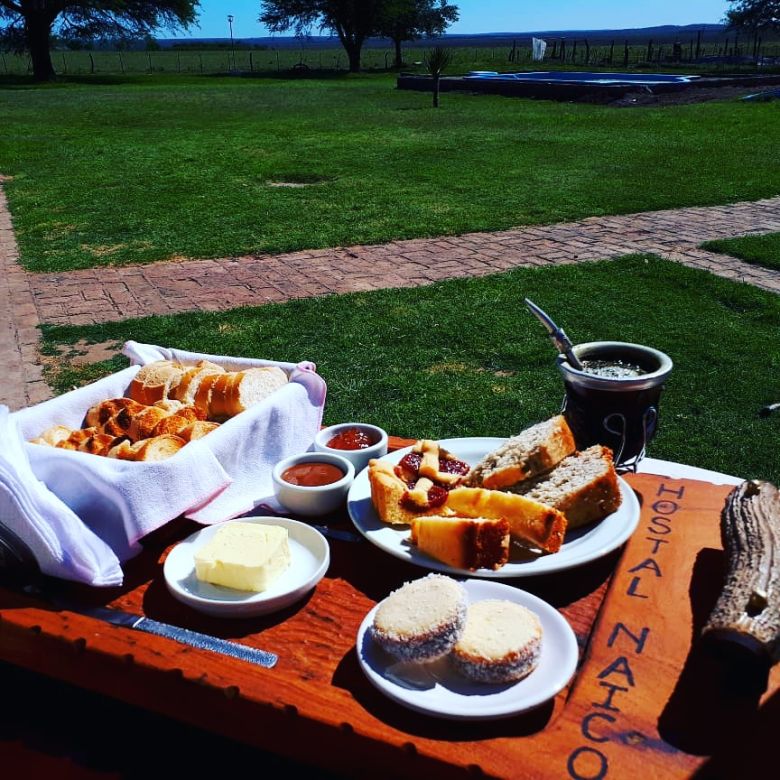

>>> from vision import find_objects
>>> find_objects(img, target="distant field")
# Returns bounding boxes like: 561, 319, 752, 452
1, 37, 779, 77
1, 73, 778, 273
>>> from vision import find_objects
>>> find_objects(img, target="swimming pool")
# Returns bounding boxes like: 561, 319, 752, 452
464, 71, 701, 87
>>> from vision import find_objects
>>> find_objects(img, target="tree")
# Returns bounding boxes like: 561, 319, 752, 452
424, 43, 450, 107
260, 0, 387, 73
379, 0, 458, 69
0, 1, 198, 81
726, 0, 779, 30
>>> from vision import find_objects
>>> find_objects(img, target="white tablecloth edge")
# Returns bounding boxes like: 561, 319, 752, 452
638, 457, 743, 486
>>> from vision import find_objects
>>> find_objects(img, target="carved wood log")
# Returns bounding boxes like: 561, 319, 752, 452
702, 480, 780, 666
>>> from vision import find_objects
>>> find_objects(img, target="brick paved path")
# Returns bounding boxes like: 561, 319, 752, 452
2, 186, 779, 409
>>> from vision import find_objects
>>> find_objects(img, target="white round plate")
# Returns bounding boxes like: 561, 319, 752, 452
356, 578, 578, 720
347, 437, 640, 577
163, 516, 330, 618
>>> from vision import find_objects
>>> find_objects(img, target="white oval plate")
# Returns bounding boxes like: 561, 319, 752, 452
347, 437, 640, 577
357, 578, 578, 720
163, 516, 330, 618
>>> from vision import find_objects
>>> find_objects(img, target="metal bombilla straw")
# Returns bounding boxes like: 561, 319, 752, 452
524, 298, 584, 371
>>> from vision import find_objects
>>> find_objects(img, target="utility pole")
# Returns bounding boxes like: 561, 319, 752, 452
227, 14, 236, 72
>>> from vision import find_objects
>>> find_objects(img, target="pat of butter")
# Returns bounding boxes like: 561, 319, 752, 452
194, 522, 291, 592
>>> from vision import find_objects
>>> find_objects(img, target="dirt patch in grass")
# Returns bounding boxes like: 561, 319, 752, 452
45, 338, 123, 365
610, 84, 778, 108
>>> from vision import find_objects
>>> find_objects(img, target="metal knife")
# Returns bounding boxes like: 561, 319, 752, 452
24, 586, 279, 669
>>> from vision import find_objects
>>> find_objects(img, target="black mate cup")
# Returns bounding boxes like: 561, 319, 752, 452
556, 341, 673, 472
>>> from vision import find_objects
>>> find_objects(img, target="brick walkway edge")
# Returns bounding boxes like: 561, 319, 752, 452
2, 186, 780, 410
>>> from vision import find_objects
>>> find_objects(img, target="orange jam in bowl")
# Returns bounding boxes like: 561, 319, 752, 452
281, 461, 345, 487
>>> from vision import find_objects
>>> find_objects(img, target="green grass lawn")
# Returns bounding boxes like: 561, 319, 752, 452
40, 255, 780, 483
1, 73, 779, 273
703, 232, 780, 270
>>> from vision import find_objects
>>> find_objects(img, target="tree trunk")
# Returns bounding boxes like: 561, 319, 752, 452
393, 37, 403, 69
343, 41, 362, 73
25, 12, 56, 82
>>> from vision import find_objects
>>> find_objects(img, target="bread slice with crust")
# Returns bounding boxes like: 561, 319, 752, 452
129, 361, 186, 406
85, 398, 146, 428
34, 424, 74, 447
225, 367, 289, 417
78, 433, 123, 457
108, 434, 186, 462
178, 421, 220, 442
169, 360, 224, 406
509, 445, 622, 529
465, 415, 575, 489
55, 427, 100, 451
445, 486, 568, 554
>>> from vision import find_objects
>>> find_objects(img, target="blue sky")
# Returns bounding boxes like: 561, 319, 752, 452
179, 1, 732, 39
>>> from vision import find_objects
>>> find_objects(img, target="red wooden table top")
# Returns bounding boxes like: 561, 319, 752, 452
1, 452, 777, 779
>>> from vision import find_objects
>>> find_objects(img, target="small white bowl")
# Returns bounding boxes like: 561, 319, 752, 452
313, 423, 388, 474
272, 451, 355, 517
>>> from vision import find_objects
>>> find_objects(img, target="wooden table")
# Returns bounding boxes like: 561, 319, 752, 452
1, 442, 778, 779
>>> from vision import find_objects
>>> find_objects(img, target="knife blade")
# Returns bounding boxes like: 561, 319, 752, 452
24, 586, 278, 669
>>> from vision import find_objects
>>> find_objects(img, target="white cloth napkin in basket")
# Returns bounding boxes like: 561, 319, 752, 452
0, 406, 123, 586
10, 341, 327, 585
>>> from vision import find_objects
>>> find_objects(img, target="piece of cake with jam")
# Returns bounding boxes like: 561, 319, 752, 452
367, 439, 470, 525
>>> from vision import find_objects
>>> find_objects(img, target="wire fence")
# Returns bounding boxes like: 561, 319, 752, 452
2, 39, 779, 77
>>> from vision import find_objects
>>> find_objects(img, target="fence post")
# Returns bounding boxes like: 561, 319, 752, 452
89, 52, 95, 74
199, 54, 203, 74
572, 40, 577, 62
609, 40, 614, 64
61, 52, 67, 75
584, 39, 590, 64
623, 41, 629, 66
249, 51, 254, 72
118, 51, 124, 74
646, 40, 653, 62
177, 52, 181, 73
147, 52, 152, 73
276, 50, 280, 71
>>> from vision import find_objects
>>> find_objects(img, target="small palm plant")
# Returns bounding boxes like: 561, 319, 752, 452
424, 45, 452, 108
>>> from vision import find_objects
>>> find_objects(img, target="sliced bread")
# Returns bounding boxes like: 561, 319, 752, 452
225, 367, 288, 417
465, 415, 575, 489
178, 421, 220, 442
84, 398, 146, 428
129, 361, 186, 406
508, 445, 622, 529
169, 360, 224, 406
36, 424, 73, 447
108, 434, 186, 462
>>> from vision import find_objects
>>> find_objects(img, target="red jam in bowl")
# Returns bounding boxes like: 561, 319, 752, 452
282, 462, 345, 487
326, 427, 377, 451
